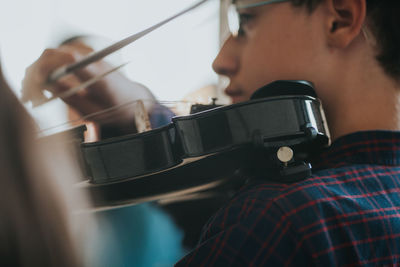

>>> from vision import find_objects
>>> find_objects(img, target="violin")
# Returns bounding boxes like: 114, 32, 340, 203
48, 80, 330, 210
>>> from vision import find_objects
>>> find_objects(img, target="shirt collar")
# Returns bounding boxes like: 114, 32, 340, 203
310, 130, 400, 170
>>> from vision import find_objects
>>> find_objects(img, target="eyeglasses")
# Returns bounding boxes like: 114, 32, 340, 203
228, 0, 289, 37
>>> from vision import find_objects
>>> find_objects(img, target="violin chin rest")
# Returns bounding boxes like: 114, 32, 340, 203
250, 80, 317, 100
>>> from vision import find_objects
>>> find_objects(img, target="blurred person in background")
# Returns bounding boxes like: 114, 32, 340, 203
0, 62, 82, 266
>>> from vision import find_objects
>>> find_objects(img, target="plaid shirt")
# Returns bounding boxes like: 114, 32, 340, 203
176, 131, 400, 266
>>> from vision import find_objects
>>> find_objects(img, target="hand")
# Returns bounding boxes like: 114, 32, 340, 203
22, 40, 156, 131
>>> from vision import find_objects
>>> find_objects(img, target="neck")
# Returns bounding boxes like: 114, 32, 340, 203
316, 42, 400, 141
327, 81, 400, 140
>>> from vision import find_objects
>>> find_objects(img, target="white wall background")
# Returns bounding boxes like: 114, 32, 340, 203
0, 0, 220, 129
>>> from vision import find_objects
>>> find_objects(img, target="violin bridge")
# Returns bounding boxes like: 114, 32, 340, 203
133, 100, 152, 133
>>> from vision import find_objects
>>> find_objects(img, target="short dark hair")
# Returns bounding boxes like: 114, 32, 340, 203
289, 0, 400, 82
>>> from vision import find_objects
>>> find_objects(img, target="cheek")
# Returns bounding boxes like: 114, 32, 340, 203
240, 22, 321, 90
239, 34, 298, 91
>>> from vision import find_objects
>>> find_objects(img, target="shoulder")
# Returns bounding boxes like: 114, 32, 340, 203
177, 163, 400, 266
202, 165, 361, 240
176, 178, 320, 266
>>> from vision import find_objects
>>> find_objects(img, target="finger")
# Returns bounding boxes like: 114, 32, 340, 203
21, 48, 83, 103
37, 49, 79, 80
70, 62, 118, 107
59, 41, 94, 55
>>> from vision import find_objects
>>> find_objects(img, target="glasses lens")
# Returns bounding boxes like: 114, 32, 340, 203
227, 4, 239, 36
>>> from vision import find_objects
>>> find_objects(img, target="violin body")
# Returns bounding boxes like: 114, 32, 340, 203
69, 81, 331, 209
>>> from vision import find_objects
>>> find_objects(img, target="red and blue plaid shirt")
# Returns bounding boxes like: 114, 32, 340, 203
176, 131, 400, 266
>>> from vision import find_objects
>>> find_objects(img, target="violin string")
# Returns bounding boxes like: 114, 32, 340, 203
37, 98, 195, 135
33, 0, 218, 134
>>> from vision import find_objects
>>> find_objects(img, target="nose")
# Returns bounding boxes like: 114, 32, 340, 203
212, 35, 240, 77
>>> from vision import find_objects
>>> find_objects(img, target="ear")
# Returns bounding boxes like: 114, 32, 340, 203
325, 0, 366, 48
